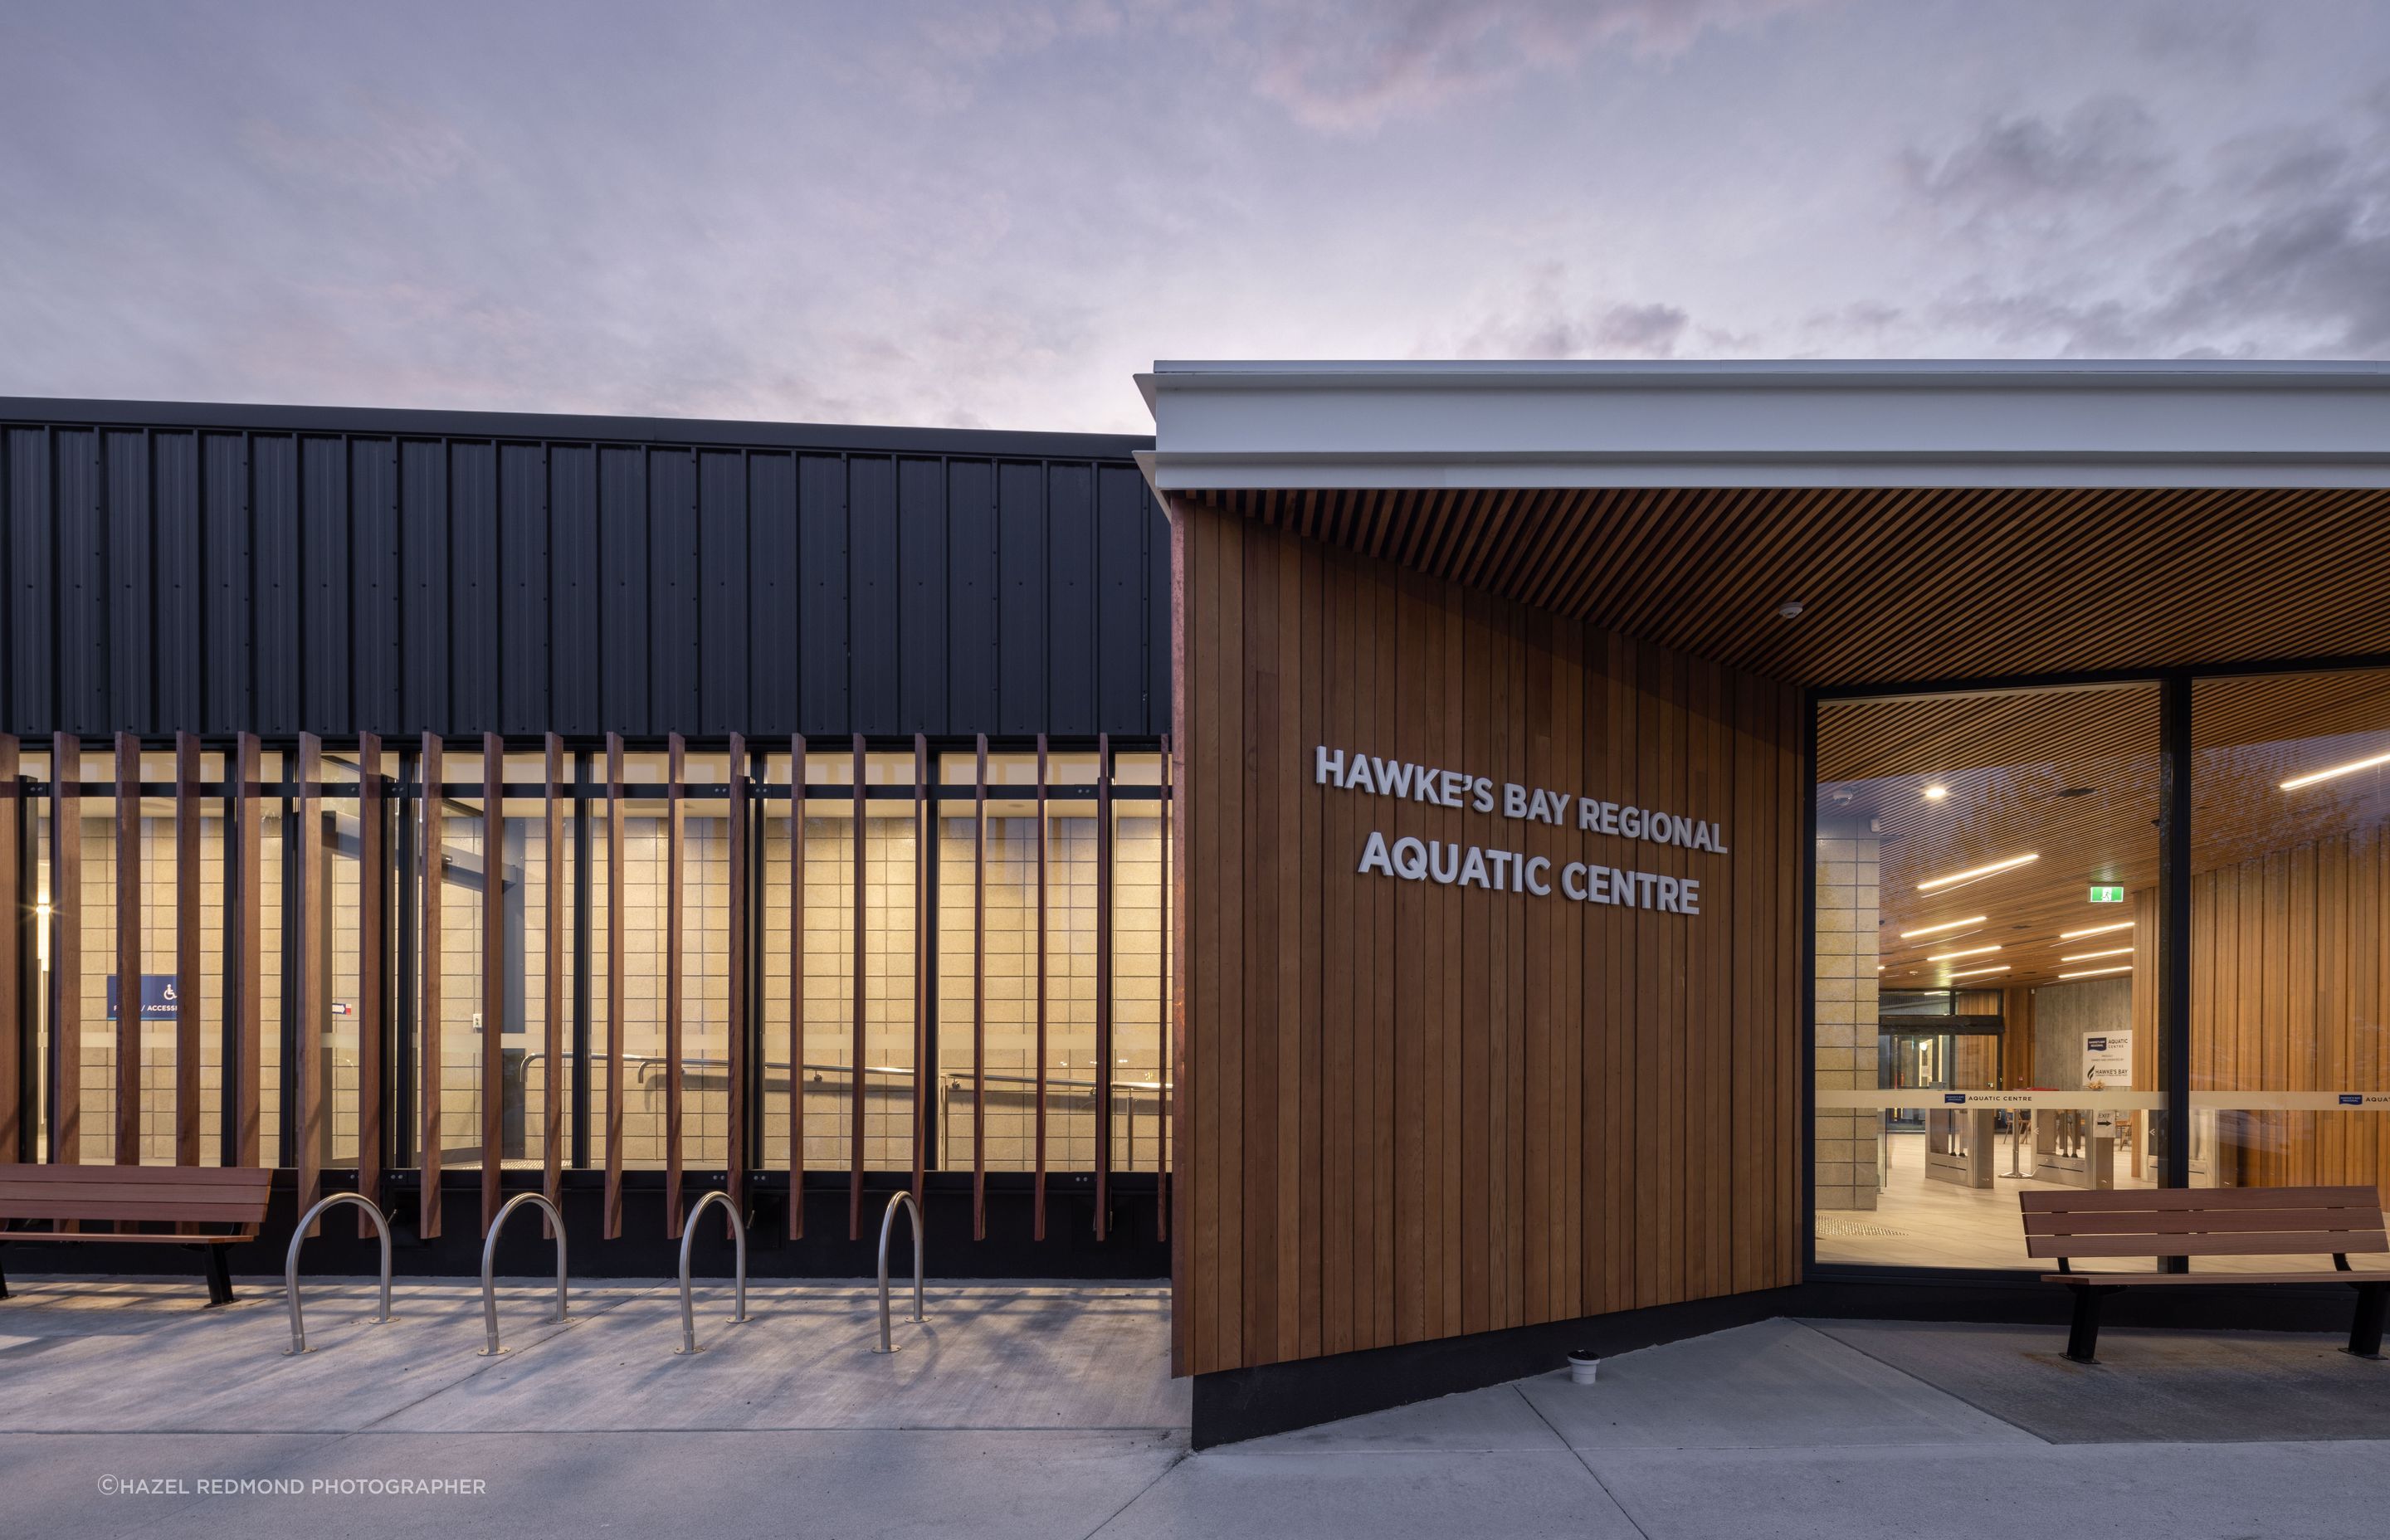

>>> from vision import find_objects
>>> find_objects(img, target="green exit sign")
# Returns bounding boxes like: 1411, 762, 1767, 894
2088, 885, 2126, 904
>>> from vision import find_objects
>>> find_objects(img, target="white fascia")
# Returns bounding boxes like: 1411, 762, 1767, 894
1134, 360, 2390, 492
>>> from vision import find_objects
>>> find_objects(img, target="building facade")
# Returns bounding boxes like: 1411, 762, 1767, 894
0, 398, 1173, 1274
7, 365, 2390, 1444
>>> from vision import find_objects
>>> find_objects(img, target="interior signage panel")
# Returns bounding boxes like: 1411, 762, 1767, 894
104, 973, 178, 1021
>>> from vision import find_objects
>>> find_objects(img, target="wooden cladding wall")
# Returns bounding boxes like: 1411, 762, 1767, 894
2192, 823, 2390, 1194
1169, 500, 1802, 1378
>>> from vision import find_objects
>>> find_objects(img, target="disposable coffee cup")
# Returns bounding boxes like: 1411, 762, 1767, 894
1567, 1350, 1600, 1385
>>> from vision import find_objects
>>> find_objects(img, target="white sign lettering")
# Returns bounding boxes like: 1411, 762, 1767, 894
1317, 743, 1726, 918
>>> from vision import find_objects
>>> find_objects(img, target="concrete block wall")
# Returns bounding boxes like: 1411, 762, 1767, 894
1813, 831, 1880, 1211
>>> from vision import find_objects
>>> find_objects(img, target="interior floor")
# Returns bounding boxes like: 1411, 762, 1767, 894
1817, 1128, 2390, 1274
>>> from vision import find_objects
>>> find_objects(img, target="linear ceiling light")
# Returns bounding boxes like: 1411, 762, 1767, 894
1900, 914, 1988, 939
2060, 920, 2134, 940
1948, 964, 2011, 978
2280, 748, 2390, 791
1927, 945, 2001, 961
1916, 853, 2039, 892
2059, 964, 2132, 979
2061, 946, 2134, 962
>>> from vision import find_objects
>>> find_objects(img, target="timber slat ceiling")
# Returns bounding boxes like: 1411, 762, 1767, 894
1822, 669, 2390, 988
1195, 485, 2390, 688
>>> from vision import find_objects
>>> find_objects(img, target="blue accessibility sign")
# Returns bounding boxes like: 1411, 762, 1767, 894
105, 974, 179, 1021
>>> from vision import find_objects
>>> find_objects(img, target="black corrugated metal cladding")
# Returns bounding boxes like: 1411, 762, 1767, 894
0, 399, 1170, 740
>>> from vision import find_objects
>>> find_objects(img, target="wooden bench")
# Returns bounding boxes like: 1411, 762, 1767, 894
2022, 1185, 2390, 1363
0, 1165, 273, 1306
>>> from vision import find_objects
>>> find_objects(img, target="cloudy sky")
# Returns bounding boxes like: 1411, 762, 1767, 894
2, 0, 2386, 432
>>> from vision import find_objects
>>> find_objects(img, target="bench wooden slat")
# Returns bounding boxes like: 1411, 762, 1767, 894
2025, 1206, 2387, 1237
0, 1231, 248, 1245
0, 1164, 271, 1190
0, 1178, 276, 1204
2, 1199, 273, 1224
2019, 1185, 2378, 1213
2043, 1270, 2381, 1286
2027, 1230, 2390, 1259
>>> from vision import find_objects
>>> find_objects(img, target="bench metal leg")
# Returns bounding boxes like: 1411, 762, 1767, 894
198, 1246, 234, 1308
2065, 1285, 2118, 1364
2348, 1283, 2388, 1360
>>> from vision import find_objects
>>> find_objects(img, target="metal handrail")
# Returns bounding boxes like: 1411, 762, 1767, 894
676, 1190, 749, 1355
479, 1192, 569, 1357
282, 1193, 395, 1356
871, 1190, 926, 1355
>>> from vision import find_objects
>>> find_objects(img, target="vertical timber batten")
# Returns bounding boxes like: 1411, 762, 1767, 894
973, 733, 988, 1240
665, 732, 685, 1239
727, 732, 749, 1233
1158, 731, 1172, 1244
603, 733, 625, 1240
1034, 732, 1050, 1242
911, 733, 929, 1204
848, 733, 865, 1241
417, 733, 442, 1239
480, 734, 502, 1235
113, 733, 139, 1166
1095, 731, 1113, 1240
544, 733, 564, 1237
0, 736, 18, 1165
788, 733, 806, 1240
235, 733, 262, 1176
358, 733, 384, 1235
297, 733, 324, 1231
51, 733, 81, 1167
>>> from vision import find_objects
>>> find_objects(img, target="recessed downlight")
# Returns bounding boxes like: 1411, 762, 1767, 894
1923, 784, 1949, 801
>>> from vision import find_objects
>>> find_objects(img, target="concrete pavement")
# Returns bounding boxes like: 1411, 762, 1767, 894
2, 1276, 2383, 1538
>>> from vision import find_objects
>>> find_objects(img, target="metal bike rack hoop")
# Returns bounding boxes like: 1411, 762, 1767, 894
871, 1190, 926, 1356
676, 1190, 749, 1355
479, 1192, 570, 1357
283, 1192, 396, 1356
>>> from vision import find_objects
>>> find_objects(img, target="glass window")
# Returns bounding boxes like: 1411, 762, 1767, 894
12, 738, 1167, 1196
1812, 684, 2162, 1270
2190, 668, 2390, 1273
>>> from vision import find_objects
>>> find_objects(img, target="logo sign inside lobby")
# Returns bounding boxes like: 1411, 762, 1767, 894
1315, 745, 1727, 915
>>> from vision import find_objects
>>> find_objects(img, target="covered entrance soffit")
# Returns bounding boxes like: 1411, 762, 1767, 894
1135, 360, 2390, 688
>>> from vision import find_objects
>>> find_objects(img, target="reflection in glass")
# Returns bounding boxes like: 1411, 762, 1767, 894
1812, 685, 2161, 1270
2191, 670, 2390, 1268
